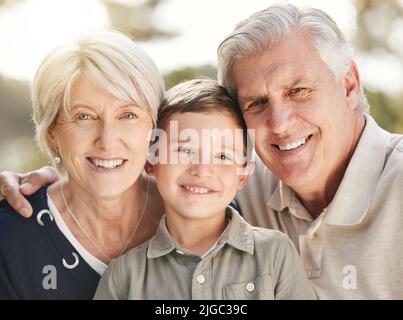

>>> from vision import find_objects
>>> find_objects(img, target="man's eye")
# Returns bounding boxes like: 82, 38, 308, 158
288, 87, 306, 96
121, 112, 137, 120
246, 99, 267, 111
77, 114, 91, 120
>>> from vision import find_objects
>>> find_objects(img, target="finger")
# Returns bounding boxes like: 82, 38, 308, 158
20, 166, 60, 195
0, 172, 33, 217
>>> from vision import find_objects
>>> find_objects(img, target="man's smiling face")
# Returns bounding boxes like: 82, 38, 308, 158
232, 32, 362, 192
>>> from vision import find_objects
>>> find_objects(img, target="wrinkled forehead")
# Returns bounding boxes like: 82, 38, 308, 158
232, 34, 328, 97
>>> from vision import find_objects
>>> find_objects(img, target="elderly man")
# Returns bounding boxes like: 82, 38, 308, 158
1, 4, 403, 299
218, 4, 403, 299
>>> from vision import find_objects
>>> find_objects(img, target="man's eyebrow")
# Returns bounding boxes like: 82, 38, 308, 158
238, 94, 266, 104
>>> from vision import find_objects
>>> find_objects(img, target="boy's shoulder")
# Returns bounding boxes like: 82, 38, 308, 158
110, 238, 152, 272
230, 207, 291, 254
249, 225, 290, 251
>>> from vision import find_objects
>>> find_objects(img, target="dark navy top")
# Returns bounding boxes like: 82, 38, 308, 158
0, 186, 100, 299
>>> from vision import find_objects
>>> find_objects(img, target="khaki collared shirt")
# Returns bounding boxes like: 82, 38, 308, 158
236, 114, 403, 299
94, 207, 316, 300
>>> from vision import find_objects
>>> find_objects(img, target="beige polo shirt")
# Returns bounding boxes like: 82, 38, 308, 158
94, 207, 316, 300
236, 114, 403, 299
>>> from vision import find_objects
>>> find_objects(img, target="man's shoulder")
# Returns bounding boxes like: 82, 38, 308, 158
383, 134, 403, 175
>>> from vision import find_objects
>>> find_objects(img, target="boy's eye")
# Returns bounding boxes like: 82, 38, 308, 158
216, 153, 232, 161
121, 112, 137, 120
177, 146, 194, 156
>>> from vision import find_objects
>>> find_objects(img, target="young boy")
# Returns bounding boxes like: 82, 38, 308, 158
94, 79, 316, 300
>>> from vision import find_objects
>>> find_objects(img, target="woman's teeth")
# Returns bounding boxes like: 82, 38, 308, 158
92, 159, 124, 169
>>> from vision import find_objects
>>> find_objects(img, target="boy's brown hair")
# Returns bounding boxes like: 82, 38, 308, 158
157, 79, 248, 135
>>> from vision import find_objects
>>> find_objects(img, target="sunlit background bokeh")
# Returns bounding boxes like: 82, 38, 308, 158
0, 0, 402, 172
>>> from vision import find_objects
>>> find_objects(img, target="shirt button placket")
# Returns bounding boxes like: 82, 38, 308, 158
196, 274, 206, 284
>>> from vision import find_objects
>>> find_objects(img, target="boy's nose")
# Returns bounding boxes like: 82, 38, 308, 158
189, 164, 214, 178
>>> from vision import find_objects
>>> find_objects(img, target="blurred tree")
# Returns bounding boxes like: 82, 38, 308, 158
0, 74, 48, 171
354, 0, 403, 133
163, 64, 217, 89
101, 0, 176, 40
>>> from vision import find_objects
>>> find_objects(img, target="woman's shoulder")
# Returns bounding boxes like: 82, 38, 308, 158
0, 186, 49, 237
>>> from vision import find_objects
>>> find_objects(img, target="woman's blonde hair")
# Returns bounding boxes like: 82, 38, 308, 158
32, 30, 165, 166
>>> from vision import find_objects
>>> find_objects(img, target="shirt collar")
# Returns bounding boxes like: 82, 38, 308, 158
323, 114, 390, 225
266, 114, 391, 226
147, 206, 255, 259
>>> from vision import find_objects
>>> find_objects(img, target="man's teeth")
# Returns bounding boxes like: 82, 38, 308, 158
278, 138, 307, 151
183, 185, 212, 194
92, 159, 124, 169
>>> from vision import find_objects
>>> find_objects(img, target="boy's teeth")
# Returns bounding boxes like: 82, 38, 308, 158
92, 159, 123, 169
278, 138, 306, 151
183, 185, 211, 194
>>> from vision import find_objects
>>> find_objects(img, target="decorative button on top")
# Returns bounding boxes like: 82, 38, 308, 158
62, 252, 80, 270
37, 209, 54, 226
246, 282, 255, 292
196, 275, 206, 284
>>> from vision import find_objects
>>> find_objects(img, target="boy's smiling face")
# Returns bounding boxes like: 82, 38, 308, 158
148, 111, 252, 222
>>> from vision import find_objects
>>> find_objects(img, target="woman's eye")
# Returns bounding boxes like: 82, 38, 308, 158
121, 112, 137, 120
77, 114, 91, 121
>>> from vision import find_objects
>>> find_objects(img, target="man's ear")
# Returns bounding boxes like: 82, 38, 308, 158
343, 62, 361, 111
237, 161, 255, 190
144, 160, 156, 177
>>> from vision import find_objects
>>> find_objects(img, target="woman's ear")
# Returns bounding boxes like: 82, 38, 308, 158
47, 127, 58, 150
144, 160, 156, 177
237, 161, 255, 190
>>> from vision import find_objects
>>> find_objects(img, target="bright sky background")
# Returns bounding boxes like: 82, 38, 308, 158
0, 0, 402, 94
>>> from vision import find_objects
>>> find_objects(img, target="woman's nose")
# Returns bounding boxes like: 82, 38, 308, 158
96, 121, 120, 149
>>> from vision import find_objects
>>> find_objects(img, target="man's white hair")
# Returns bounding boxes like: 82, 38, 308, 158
32, 30, 165, 168
217, 4, 368, 112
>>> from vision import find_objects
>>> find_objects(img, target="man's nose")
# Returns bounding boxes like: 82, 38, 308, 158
266, 100, 297, 135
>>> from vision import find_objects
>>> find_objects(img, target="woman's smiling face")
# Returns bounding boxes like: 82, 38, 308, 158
49, 76, 154, 198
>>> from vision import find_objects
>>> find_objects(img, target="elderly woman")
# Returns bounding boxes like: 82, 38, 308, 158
0, 30, 165, 299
